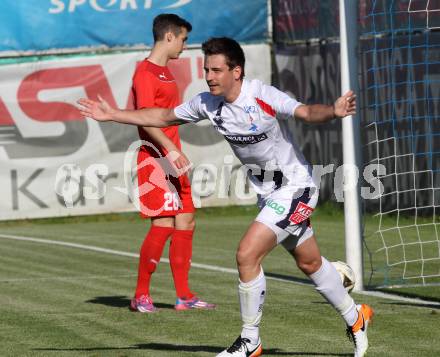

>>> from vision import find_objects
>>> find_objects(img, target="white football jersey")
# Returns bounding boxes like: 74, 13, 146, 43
174, 79, 316, 195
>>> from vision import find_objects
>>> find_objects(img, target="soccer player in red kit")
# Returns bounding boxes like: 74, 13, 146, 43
130, 14, 215, 312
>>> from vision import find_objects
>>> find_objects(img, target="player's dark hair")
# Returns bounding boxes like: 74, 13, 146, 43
202, 37, 245, 80
152, 14, 192, 42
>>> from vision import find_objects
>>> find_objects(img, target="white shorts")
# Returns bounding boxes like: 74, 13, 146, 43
255, 186, 319, 250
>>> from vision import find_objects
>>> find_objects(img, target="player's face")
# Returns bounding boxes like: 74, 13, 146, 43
169, 28, 188, 59
204, 54, 242, 100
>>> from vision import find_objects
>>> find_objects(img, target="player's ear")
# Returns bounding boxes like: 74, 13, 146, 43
166, 31, 174, 42
233, 66, 242, 80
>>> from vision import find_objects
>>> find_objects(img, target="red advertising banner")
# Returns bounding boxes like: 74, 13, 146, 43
0, 45, 270, 219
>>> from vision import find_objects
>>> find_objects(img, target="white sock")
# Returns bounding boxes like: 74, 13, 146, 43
309, 256, 358, 326
239, 267, 266, 344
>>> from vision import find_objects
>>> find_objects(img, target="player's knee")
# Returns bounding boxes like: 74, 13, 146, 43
175, 215, 195, 231
146, 259, 159, 274
236, 248, 248, 267
175, 221, 195, 231
236, 248, 259, 269
182, 220, 195, 231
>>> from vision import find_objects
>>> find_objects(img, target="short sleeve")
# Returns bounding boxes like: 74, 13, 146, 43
174, 93, 206, 123
260, 83, 303, 119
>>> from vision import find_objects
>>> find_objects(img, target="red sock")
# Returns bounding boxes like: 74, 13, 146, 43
135, 225, 174, 298
169, 229, 194, 299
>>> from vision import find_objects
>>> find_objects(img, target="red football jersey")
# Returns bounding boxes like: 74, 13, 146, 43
132, 60, 181, 155
133, 59, 194, 217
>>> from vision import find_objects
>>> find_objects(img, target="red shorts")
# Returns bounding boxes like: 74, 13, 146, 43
137, 149, 195, 218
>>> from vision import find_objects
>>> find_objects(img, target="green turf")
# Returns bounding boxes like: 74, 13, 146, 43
0, 205, 439, 356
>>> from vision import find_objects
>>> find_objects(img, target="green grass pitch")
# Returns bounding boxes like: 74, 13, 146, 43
0, 205, 439, 356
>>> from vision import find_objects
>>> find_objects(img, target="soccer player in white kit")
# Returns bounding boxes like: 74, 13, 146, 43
78, 37, 373, 357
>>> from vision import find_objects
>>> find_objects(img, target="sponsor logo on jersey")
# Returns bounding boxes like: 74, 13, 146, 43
224, 133, 268, 145
265, 198, 286, 215
248, 115, 258, 132
244, 104, 257, 113
289, 201, 314, 224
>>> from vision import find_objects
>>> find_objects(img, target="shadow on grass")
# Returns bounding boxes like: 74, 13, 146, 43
85, 295, 175, 310
312, 296, 440, 310
382, 301, 440, 310
375, 288, 440, 304
33, 342, 352, 355
265, 271, 312, 285
265, 272, 440, 310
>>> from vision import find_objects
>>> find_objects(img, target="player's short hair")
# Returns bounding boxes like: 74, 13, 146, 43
202, 37, 246, 80
152, 14, 192, 42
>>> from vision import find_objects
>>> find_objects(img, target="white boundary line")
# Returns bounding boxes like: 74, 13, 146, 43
1, 233, 439, 306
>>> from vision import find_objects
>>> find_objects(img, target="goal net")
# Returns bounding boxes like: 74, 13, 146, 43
359, 0, 440, 287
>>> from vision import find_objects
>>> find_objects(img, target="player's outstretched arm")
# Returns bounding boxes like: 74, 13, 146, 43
294, 90, 356, 124
77, 96, 183, 128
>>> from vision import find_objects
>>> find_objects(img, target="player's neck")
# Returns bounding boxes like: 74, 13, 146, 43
224, 81, 243, 103
147, 46, 170, 67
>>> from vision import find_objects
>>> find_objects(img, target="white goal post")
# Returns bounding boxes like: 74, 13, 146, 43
339, 0, 364, 291
342, 0, 440, 289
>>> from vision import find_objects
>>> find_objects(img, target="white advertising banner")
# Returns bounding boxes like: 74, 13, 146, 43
0, 44, 270, 220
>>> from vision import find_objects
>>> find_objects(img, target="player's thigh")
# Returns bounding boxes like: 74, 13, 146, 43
137, 155, 178, 217
138, 185, 181, 218
151, 216, 175, 228
174, 173, 195, 216
175, 212, 195, 231
138, 172, 193, 219
237, 221, 278, 266
149, 175, 195, 229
